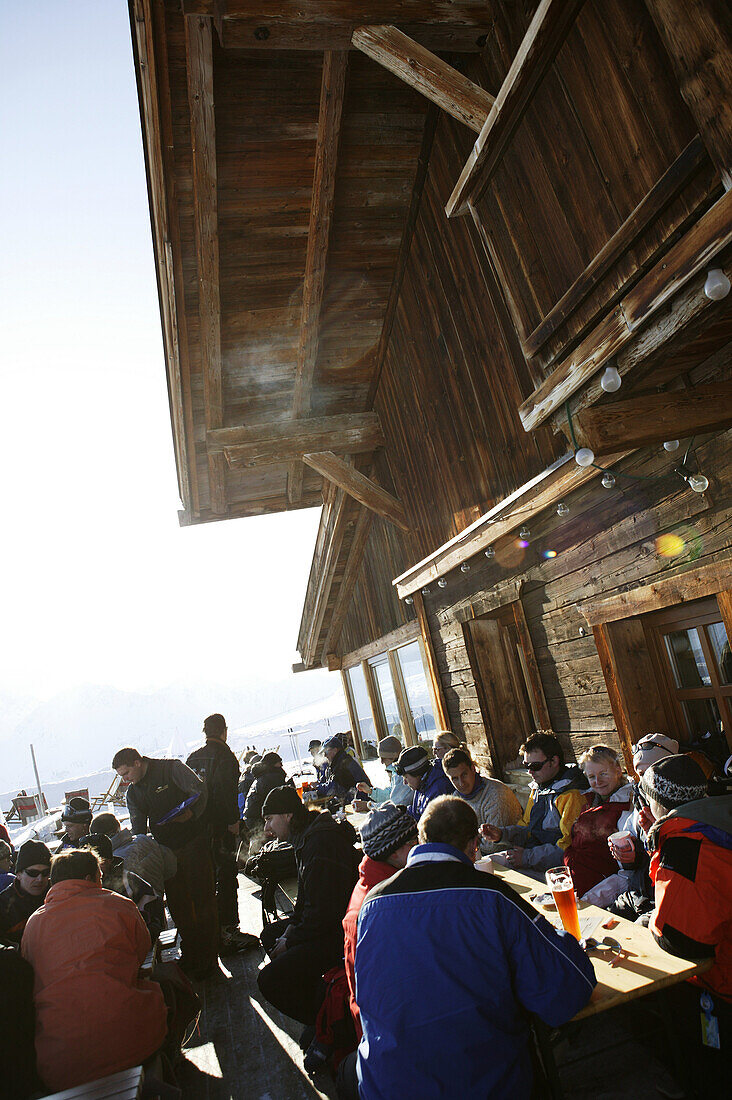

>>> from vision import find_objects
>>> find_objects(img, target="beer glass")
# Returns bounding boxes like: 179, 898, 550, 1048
545, 867, 581, 940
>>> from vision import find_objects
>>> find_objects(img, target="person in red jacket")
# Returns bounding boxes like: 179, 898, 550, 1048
21, 848, 167, 1092
343, 802, 418, 1037
640, 754, 731, 1091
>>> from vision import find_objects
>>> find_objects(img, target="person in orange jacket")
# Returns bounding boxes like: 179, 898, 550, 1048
21, 848, 167, 1093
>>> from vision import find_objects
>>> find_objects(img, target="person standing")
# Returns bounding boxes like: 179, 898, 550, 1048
187, 713, 257, 954
112, 746, 218, 980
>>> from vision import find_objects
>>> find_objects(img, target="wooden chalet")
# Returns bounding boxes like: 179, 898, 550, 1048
132, 0, 732, 779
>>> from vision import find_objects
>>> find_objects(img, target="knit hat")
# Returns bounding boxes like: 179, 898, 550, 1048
309, 740, 322, 752
395, 746, 430, 778
261, 785, 303, 816
261, 751, 282, 769
632, 734, 679, 773
640, 754, 708, 811
378, 735, 402, 759
360, 802, 417, 861
16, 840, 51, 874
61, 796, 92, 825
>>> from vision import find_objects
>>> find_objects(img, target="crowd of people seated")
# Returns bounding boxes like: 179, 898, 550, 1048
1, 719, 729, 1098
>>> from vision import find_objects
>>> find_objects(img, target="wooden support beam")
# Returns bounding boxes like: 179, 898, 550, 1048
393, 450, 632, 598
300, 489, 351, 666
412, 591, 450, 731
573, 383, 732, 457
184, 13, 227, 514
321, 505, 374, 664
302, 452, 410, 532
446, 0, 587, 217
289, 50, 349, 504
519, 188, 732, 432
207, 412, 383, 466
644, 0, 732, 191
582, 558, 732, 627
352, 25, 494, 133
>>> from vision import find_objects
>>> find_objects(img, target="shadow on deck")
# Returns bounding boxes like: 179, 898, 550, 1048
177, 876, 685, 1100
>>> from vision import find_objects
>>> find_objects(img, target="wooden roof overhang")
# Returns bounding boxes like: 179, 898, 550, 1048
132, 2, 732, 673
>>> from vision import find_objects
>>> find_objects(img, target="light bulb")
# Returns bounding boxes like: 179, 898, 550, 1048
688, 473, 709, 493
600, 366, 621, 393
484, 547, 495, 559
557, 502, 569, 517
405, 596, 414, 605
437, 578, 447, 588
519, 526, 530, 540
575, 447, 595, 467
663, 440, 680, 452
460, 563, 470, 573
704, 268, 731, 301
421, 587, 430, 595
601, 472, 615, 489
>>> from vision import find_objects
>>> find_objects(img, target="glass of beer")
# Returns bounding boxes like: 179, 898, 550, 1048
545, 867, 581, 940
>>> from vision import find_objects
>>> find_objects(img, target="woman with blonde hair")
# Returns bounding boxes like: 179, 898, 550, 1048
432, 731, 462, 761
563, 745, 633, 905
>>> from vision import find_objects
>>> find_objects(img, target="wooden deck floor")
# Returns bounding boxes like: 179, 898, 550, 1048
177, 875, 687, 1100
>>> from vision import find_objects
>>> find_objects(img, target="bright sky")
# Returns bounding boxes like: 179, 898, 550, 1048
0, 2, 324, 699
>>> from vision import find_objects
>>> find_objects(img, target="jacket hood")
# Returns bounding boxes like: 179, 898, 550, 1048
532, 763, 589, 796
111, 827, 133, 850
649, 793, 732, 852
251, 760, 286, 780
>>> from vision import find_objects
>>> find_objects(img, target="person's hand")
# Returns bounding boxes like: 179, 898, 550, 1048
271, 936, 288, 959
228, 822, 240, 836
356, 782, 372, 794
480, 824, 502, 843
505, 847, 524, 867
607, 837, 634, 865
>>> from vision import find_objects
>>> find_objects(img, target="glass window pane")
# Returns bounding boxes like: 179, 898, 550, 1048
707, 621, 731, 685
370, 659, 405, 742
347, 665, 376, 746
396, 641, 437, 741
664, 628, 711, 688
680, 697, 728, 765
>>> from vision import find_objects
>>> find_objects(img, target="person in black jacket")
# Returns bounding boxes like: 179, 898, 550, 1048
319, 735, 370, 803
0, 841, 51, 946
187, 713, 257, 954
112, 746, 217, 981
257, 786, 360, 1028
243, 752, 292, 830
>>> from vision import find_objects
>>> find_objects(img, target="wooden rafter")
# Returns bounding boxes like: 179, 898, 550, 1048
446, 0, 587, 217
519, 189, 732, 432
352, 25, 494, 133
644, 0, 732, 192
302, 452, 410, 532
320, 504, 374, 664
206, 412, 384, 466
288, 50, 349, 504
573, 383, 732, 458
184, 13, 227, 514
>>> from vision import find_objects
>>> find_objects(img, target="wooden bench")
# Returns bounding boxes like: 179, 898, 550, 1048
42, 1065, 143, 1099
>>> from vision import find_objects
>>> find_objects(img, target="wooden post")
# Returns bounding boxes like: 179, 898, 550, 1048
303, 452, 410, 531
412, 591, 450, 732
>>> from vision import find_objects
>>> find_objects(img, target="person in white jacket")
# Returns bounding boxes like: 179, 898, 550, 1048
353, 735, 412, 810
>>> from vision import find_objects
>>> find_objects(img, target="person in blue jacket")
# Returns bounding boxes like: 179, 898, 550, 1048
318, 735, 370, 802
340, 795, 596, 1100
395, 744, 453, 821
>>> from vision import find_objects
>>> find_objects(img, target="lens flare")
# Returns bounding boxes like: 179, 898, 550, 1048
656, 533, 685, 558
518, 538, 530, 549
542, 549, 558, 559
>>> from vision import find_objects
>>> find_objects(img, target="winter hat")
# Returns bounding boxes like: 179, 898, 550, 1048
378, 735, 402, 759
632, 734, 679, 774
261, 751, 282, 769
323, 735, 342, 752
16, 840, 51, 874
309, 740, 322, 752
61, 797, 92, 826
395, 746, 430, 778
360, 802, 417, 861
0, 840, 12, 862
261, 785, 303, 816
82, 834, 113, 861
640, 754, 708, 811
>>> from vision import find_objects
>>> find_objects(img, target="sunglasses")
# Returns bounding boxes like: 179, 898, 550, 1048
23, 867, 50, 879
525, 760, 549, 773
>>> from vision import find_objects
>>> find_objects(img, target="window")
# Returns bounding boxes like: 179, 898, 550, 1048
343, 638, 438, 750
370, 656, 404, 741
396, 640, 437, 740
644, 598, 732, 764
345, 664, 377, 745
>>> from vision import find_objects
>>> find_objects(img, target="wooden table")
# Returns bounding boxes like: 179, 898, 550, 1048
42, 1066, 143, 1100
490, 863, 712, 1020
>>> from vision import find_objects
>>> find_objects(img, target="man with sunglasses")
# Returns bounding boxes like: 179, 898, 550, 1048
482, 733, 588, 874
0, 840, 51, 944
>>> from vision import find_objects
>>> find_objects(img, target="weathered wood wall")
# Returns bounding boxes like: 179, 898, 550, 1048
421, 426, 731, 771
